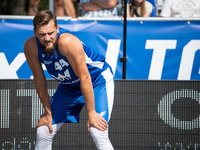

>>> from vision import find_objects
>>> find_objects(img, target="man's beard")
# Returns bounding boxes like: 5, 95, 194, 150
39, 39, 57, 56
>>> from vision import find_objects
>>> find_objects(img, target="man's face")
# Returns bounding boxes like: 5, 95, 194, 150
135, 0, 144, 3
34, 20, 59, 55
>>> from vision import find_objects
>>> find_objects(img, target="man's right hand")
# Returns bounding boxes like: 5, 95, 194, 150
36, 113, 53, 133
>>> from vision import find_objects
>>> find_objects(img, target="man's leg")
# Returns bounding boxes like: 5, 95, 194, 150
90, 67, 115, 150
35, 122, 64, 150
90, 126, 114, 150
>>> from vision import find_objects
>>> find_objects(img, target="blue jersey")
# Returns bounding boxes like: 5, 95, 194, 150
37, 28, 111, 88
36, 28, 114, 124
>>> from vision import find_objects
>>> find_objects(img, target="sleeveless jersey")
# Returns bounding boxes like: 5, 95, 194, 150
37, 27, 110, 89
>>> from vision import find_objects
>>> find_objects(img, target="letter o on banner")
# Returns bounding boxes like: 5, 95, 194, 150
158, 89, 200, 130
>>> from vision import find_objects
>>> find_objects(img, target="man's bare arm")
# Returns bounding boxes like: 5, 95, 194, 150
58, 33, 108, 131
24, 37, 53, 132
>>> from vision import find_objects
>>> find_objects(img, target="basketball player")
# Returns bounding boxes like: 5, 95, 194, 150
24, 10, 114, 150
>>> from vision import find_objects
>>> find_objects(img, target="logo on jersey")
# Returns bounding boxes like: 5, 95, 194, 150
100, 111, 106, 117
55, 59, 69, 71
43, 61, 52, 65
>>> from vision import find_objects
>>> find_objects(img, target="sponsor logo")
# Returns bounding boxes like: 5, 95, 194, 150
100, 111, 106, 117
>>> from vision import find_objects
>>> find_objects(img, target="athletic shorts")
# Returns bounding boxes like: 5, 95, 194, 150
50, 67, 114, 125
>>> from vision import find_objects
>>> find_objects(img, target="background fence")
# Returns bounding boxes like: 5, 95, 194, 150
0, 80, 200, 149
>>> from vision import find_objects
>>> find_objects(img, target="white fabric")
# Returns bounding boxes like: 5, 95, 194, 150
81, 7, 118, 17
161, 0, 200, 17
90, 126, 114, 150
35, 123, 64, 150
35, 124, 114, 150
101, 67, 114, 121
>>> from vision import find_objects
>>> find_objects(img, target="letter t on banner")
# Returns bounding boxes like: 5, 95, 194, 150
146, 40, 177, 80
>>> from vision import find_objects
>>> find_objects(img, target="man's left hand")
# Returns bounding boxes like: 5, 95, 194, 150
87, 112, 108, 132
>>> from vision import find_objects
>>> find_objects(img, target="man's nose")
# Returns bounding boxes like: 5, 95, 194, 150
44, 35, 51, 41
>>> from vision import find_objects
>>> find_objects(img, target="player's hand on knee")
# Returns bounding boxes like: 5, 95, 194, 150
36, 113, 53, 133
87, 112, 108, 132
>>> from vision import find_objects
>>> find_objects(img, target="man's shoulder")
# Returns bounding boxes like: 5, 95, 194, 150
58, 28, 74, 43
58, 32, 78, 44
24, 36, 38, 55
25, 36, 37, 46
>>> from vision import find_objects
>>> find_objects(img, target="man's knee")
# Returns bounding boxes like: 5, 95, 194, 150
36, 126, 54, 143
35, 123, 63, 150
90, 126, 109, 139
90, 126, 114, 150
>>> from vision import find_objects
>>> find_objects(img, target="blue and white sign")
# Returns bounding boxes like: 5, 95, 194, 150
0, 19, 200, 80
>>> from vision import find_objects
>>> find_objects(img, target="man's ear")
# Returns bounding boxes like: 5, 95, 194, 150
57, 24, 59, 33
33, 28, 36, 35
